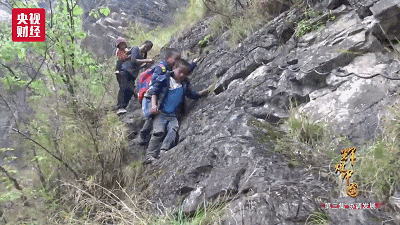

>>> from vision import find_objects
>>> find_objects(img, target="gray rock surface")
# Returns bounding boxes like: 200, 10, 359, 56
119, 1, 400, 223
370, 0, 400, 40
0, 5, 11, 23
78, 0, 189, 57
78, 0, 188, 27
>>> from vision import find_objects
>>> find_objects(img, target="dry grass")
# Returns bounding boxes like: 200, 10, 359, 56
54, 177, 227, 224
274, 109, 342, 168
125, 0, 206, 58
353, 105, 400, 201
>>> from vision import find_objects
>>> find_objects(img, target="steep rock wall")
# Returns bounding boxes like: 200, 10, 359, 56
121, 0, 400, 223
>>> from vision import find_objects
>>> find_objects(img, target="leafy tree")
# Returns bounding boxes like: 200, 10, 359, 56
0, 0, 123, 215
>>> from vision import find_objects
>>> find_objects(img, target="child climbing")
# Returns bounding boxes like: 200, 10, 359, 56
135, 49, 198, 146
144, 58, 209, 164
135, 48, 182, 145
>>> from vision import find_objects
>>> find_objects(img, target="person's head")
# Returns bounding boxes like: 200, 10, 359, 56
140, 40, 153, 53
164, 48, 181, 67
116, 37, 127, 50
173, 58, 191, 83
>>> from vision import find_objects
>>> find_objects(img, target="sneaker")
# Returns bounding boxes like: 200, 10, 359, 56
160, 149, 167, 155
116, 108, 127, 115
143, 156, 156, 165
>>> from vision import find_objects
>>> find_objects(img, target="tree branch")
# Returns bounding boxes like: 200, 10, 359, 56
236, 0, 244, 9
0, 165, 22, 190
25, 43, 49, 89
0, 0, 13, 10
10, 127, 80, 180
32, 147, 46, 188
0, 61, 17, 77
0, 93, 20, 131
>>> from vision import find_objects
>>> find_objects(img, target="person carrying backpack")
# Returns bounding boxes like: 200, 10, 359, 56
144, 58, 209, 164
134, 48, 182, 145
135, 49, 198, 146
116, 38, 154, 115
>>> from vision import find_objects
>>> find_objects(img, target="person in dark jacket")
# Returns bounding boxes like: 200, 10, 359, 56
144, 58, 208, 164
136, 49, 197, 145
116, 39, 154, 115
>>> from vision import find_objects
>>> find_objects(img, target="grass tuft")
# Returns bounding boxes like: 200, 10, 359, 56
274, 109, 341, 168
353, 105, 400, 200
125, 0, 206, 57
295, 8, 336, 37
305, 210, 330, 225
208, 0, 275, 46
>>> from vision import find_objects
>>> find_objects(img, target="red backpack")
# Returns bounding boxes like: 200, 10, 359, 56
137, 62, 167, 103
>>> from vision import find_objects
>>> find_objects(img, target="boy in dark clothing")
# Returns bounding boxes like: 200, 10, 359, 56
136, 50, 198, 145
144, 59, 208, 163
136, 49, 182, 145
116, 39, 154, 115
115, 38, 154, 74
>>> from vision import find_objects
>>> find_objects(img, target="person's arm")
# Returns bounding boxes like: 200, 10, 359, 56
199, 89, 209, 97
151, 94, 158, 114
136, 58, 154, 64
130, 47, 140, 64
115, 59, 123, 71
148, 67, 165, 95
131, 47, 154, 64
121, 55, 131, 62
148, 67, 167, 114
189, 62, 196, 73
185, 83, 203, 100
199, 76, 217, 97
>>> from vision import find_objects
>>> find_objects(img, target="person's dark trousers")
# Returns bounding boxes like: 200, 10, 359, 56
116, 69, 136, 109
115, 59, 123, 71
139, 116, 154, 142
146, 113, 179, 159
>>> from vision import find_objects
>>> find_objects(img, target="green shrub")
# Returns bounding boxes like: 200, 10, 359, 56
151, 202, 226, 225
0, 0, 131, 222
248, 118, 285, 144
296, 19, 323, 37
295, 8, 336, 37
198, 35, 212, 48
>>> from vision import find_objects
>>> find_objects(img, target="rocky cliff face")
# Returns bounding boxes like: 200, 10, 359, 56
79, 0, 189, 57
2, 0, 190, 57
120, 0, 400, 223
